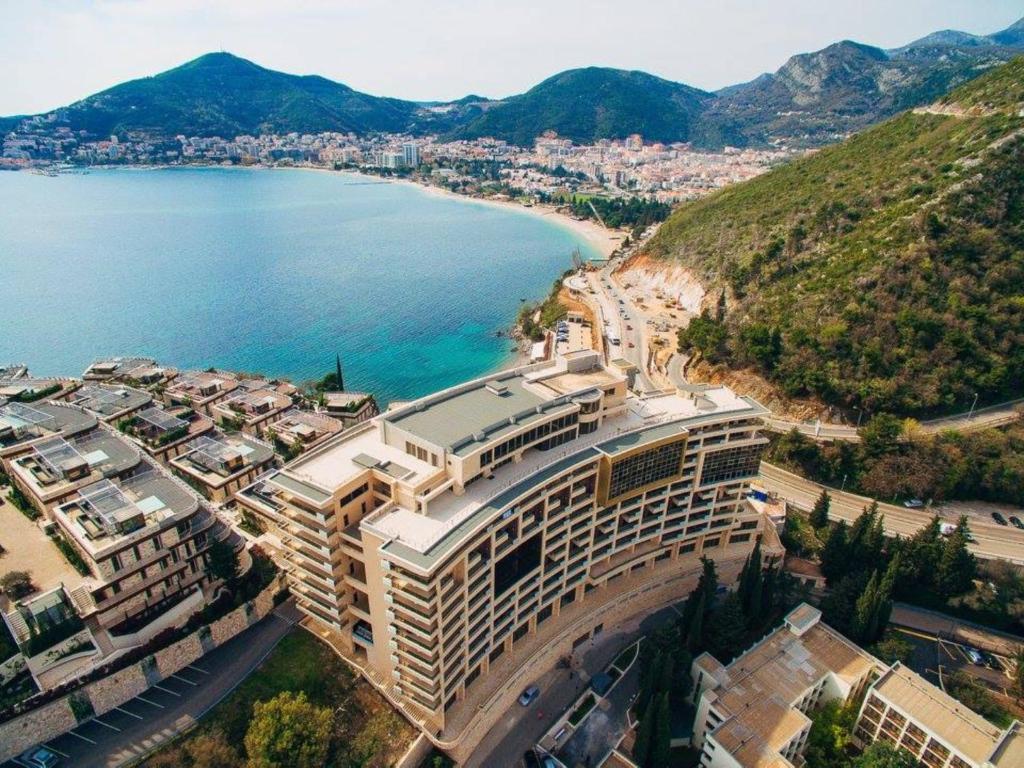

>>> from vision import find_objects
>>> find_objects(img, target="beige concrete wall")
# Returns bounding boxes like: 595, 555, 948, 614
0, 575, 284, 762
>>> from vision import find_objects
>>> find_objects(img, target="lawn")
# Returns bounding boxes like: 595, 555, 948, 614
143, 628, 415, 768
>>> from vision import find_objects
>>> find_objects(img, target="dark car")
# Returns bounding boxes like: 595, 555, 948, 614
992, 512, 1008, 526
17, 747, 61, 768
1010, 516, 1024, 530
523, 750, 542, 768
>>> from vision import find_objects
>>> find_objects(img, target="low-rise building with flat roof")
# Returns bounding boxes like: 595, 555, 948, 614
266, 409, 345, 453
692, 604, 882, 768
60, 384, 153, 423
0, 401, 98, 460
51, 467, 227, 635
210, 388, 292, 436
237, 351, 773, 746
117, 404, 216, 463
162, 371, 240, 415
170, 432, 277, 502
0, 377, 76, 404
855, 663, 1024, 768
83, 356, 157, 381
322, 391, 380, 428
8, 430, 143, 516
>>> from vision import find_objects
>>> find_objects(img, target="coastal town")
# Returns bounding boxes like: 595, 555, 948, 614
1, 122, 794, 204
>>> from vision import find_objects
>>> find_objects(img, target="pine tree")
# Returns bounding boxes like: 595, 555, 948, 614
651, 691, 672, 768
936, 516, 977, 598
821, 521, 849, 585
704, 593, 747, 661
809, 489, 831, 529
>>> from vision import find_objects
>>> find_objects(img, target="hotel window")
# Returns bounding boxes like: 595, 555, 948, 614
607, 440, 685, 501
699, 444, 762, 486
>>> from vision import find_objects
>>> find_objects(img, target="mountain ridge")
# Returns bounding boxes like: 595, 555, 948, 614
4, 16, 1023, 149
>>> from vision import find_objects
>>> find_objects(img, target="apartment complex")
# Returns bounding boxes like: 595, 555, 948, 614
692, 604, 881, 768
855, 663, 1024, 768
51, 468, 227, 634
61, 384, 153, 423
210, 387, 292, 436
237, 351, 772, 737
691, 605, 1024, 768
162, 370, 240, 414
118, 404, 216, 463
170, 432, 277, 502
0, 401, 98, 460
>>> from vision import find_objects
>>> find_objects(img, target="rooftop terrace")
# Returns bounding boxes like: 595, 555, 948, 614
66, 384, 152, 418
0, 402, 97, 449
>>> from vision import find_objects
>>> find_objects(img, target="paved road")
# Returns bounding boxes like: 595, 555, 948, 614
5, 601, 301, 768
758, 462, 1024, 565
556, 654, 639, 768
467, 605, 682, 768
587, 262, 655, 392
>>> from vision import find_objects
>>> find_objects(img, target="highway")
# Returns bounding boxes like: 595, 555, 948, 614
758, 462, 1024, 564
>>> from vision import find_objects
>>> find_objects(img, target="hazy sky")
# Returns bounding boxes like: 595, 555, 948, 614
2, 0, 1022, 115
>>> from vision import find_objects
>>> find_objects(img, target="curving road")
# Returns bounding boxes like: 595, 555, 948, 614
758, 463, 1024, 565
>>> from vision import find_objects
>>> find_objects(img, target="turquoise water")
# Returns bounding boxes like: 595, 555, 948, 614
0, 167, 593, 404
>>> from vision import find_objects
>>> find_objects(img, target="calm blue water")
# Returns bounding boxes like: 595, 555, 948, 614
0, 167, 593, 404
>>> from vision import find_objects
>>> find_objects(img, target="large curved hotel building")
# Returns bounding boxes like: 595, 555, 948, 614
237, 350, 776, 751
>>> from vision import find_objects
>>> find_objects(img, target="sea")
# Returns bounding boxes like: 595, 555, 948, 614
0, 167, 595, 405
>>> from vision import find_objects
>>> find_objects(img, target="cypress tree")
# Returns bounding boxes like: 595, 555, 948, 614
633, 703, 654, 768
853, 571, 881, 643
821, 521, 849, 585
809, 489, 831, 529
685, 590, 706, 652
651, 691, 672, 768
936, 516, 977, 598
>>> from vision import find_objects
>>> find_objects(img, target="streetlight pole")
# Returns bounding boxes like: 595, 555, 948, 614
855, 407, 863, 429
968, 392, 979, 421
841, 474, 847, 493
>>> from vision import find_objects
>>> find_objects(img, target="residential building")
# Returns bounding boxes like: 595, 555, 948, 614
8, 430, 143, 516
51, 467, 230, 635
117, 404, 216, 463
210, 388, 292, 436
61, 384, 153, 423
691, 603, 882, 768
403, 142, 421, 167
162, 371, 240, 415
170, 432, 277, 502
0, 401, 98, 460
854, 663, 1024, 768
322, 391, 380, 428
265, 408, 345, 452
236, 351, 772, 742
83, 356, 156, 381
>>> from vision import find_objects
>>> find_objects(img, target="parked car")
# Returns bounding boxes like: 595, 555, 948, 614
992, 512, 1009, 526
965, 647, 985, 666
18, 747, 60, 768
903, 498, 924, 508
1011, 516, 1024, 530
523, 750, 542, 768
518, 685, 540, 706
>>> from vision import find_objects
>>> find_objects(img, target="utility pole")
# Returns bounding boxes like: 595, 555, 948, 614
841, 474, 848, 493
968, 392, 978, 421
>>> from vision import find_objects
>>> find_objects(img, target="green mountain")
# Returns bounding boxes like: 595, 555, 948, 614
654, 56, 1024, 416
452, 67, 714, 146
46, 52, 422, 138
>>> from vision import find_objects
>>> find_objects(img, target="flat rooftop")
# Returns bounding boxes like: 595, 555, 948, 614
700, 605, 879, 768
173, 433, 275, 482
0, 402, 97, 447
56, 472, 199, 554
66, 385, 152, 418
872, 663, 1011, 766
369, 386, 766, 567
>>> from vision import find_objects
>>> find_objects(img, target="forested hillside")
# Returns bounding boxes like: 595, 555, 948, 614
658, 57, 1024, 416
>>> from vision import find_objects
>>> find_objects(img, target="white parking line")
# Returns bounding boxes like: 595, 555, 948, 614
91, 718, 121, 732
171, 672, 198, 686
68, 730, 98, 744
42, 745, 69, 758
115, 706, 144, 720
187, 664, 210, 675
137, 695, 165, 709
152, 684, 181, 697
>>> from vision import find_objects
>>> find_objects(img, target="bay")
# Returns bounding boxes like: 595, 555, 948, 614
0, 167, 594, 404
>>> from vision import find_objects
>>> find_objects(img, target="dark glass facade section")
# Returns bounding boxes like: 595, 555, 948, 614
480, 413, 579, 465
699, 444, 762, 485
607, 440, 684, 501
494, 533, 542, 597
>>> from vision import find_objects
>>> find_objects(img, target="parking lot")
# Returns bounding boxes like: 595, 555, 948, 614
895, 627, 1014, 697
3, 601, 299, 768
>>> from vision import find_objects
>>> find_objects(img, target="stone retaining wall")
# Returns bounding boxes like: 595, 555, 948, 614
0, 576, 285, 761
